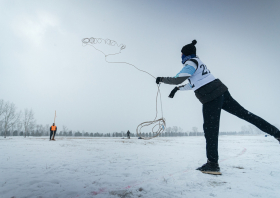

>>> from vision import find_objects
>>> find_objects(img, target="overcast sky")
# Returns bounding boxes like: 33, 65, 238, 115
1, 0, 280, 133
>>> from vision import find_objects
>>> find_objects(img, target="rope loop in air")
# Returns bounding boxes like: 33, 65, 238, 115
82, 37, 166, 139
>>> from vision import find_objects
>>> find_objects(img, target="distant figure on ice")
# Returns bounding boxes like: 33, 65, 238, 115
127, 130, 131, 139
156, 40, 280, 175
50, 123, 57, 141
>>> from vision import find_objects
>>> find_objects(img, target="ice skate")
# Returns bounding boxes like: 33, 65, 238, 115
196, 160, 222, 175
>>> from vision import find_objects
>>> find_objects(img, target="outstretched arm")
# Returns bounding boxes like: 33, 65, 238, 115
161, 76, 189, 85
156, 60, 197, 85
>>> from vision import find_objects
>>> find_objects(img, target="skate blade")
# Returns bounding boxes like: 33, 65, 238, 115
201, 171, 222, 175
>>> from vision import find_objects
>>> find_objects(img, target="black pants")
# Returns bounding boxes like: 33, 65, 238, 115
203, 91, 279, 163
50, 131, 56, 140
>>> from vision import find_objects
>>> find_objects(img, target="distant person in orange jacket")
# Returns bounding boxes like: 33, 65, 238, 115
50, 123, 57, 141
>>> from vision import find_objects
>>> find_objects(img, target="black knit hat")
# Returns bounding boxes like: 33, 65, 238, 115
181, 40, 197, 56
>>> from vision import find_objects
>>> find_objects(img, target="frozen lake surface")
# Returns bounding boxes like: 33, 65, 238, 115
1, 136, 279, 198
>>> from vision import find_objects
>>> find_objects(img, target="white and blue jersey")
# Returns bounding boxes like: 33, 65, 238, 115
177, 58, 216, 91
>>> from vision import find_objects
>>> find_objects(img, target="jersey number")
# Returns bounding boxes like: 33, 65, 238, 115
200, 64, 210, 75
188, 64, 211, 88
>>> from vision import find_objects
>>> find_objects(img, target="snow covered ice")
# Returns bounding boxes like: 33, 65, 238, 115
1, 136, 280, 198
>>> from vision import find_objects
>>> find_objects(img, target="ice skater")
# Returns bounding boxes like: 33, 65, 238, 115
50, 123, 57, 141
156, 40, 280, 175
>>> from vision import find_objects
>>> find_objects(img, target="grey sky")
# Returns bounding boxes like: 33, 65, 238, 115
1, 0, 280, 133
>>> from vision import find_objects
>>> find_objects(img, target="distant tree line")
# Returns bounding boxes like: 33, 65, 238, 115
0, 99, 39, 138
1, 99, 268, 138
1, 128, 258, 138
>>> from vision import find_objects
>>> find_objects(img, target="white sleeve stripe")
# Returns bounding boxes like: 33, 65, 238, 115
184, 60, 198, 70
179, 83, 192, 91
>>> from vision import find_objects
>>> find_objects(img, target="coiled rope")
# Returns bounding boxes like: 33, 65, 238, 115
82, 37, 166, 139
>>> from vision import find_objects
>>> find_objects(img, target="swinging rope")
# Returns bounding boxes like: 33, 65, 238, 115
82, 37, 166, 139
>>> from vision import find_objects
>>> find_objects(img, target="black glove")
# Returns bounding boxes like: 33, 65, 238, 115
169, 87, 179, 98
156, 77, 163, 84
